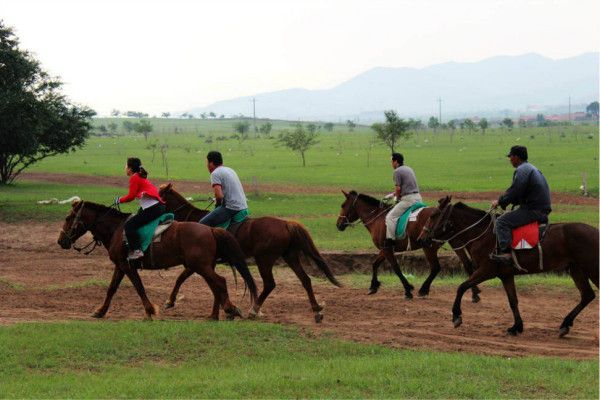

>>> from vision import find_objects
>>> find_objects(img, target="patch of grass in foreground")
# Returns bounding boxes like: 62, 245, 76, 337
0, 321, 596, 398
337, 272, 583, 291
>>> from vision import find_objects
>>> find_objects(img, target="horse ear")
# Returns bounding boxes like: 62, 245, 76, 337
341, 190, 348, 197
71, 199, 81, 208
159, 183, 172, 191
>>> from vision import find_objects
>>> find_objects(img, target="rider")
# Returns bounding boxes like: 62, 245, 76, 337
199, 151, 248, 227
115, 157, 166, 260
490, 145, 551, 262
383, 153, 422, 250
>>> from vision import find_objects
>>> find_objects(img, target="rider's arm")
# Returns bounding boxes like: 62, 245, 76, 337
119, 174, 140, 203
498, 167, 530, 209
213, 184, 224, 206
395, 185, 402, 200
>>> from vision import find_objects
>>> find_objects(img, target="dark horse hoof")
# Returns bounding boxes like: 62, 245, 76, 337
507, 324, 523, 336
314, 313, 324, 323
164, 301, 175, 309
367, 287, 378, 295
367, 281, 381, 295
91, 312, 104, 319
471, 294, 481, 303
226, 307, 243, 320
417, 290, 429, 298
405, 291, 413, 299
453, 316, 462, 328
558, 326, 570, 338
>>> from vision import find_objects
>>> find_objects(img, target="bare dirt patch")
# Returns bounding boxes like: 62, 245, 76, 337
22, 172, 598, 205
1, 221, 597, 359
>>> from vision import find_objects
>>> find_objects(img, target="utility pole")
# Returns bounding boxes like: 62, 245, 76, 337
252, 98, 256, 133
568, 96, 571, 124
438, 97, 442, 123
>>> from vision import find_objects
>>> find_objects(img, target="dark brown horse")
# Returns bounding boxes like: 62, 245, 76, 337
336, 191, 481, 301
57, 201, 257, 320
418, 196, 599, 337
158, 184, 341, 323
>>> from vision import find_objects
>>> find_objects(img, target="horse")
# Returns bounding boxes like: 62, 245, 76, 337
158, 183, 341, 323
336, 190, 481, 301
417, 196, 599, 337
57, 200, 258, 321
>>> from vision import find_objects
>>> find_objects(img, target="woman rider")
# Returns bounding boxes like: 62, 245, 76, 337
115, 157, 166, 260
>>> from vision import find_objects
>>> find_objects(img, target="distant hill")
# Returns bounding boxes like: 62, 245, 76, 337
187, 52, 599, 122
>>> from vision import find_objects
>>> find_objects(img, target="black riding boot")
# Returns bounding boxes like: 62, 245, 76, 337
383, 238, 395, 250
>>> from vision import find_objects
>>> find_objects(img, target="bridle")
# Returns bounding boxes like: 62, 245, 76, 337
338, 193, 392, 228
166, 191, 214, 221
423, 203, 495, 251
61, 201, 118, 254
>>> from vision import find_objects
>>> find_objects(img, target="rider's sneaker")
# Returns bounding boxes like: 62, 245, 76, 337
128, 249, 144, 260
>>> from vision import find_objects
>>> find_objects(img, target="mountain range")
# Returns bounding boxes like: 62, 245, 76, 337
187, 52, 599, 122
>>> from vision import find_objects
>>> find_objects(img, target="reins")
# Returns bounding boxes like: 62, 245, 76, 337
61, 201, 121, 255
426, 204, 496, 251
338, 194, 392, 228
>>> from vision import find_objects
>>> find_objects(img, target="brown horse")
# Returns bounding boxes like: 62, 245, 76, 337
57, 200, 258, 320
158, 183, 341, 323
417, 196, 599, 337
336, 191, 481, 301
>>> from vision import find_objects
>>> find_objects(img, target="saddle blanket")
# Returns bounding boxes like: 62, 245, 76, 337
133, 213, 175, 252
395, 202, 427, 239
217, 208, 249, 230
511, 221, 539, 249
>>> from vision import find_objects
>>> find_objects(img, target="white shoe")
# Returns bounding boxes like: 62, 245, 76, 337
128, 249, 144, 260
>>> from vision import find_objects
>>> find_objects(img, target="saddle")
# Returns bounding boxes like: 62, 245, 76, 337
123, 213, 175, 252
509, 221, 549, 272
395, 202, 427, 239
217, 209, 249, 236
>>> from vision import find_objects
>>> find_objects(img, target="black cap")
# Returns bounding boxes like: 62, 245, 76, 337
506, 145, 528, 161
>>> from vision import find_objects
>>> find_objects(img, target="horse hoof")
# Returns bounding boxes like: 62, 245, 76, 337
471, 295, 481, 304
559, 326, 569, 338
453, 316, 462, 328
226, 314, 235, 321
144, 315, 153, 321
164, 300, 175, 309
314, 313, 324, 323
367, 288, 378, 295
405, 291, 413, 299
417, 291, 429, 298
91, 311, 104, 319
507, 328, 518, 336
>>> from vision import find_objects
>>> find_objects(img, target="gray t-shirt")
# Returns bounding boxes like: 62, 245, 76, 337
393, 166, 419, 196
210, 166, 248, 211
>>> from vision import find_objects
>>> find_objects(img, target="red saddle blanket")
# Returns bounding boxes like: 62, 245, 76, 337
512, 221, 539, 249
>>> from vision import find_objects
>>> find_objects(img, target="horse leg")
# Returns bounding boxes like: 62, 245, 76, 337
283, 252, 324, 323
456, 249, 481, 303
249, 255, 278, 318
452, 267, 496, 328
383, 248, 414, 299
368, 251, 385, 295
499, 274, 523, 335
418, 247, 441, 298
92, 265, 125, 318
123, 266, 158, 320
559, 265, 596, 337
165, 268, 194, 309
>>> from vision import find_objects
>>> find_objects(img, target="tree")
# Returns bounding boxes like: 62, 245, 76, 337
219, 114, 225, 119
122, 120, 135, 134
161, 112, 171, 118
306, 123, 320, 135
462, 118, 477, 133
586, 101, 599, 116
535, 114, 546, 127
478, 118, 489, 134
96, 125, 108, 136
346, 120, 356, 132
259, 121, 273, 137
135, 119, 153, 141
371, 110, 412, 153
107, 122, 118, 135
125, 110, 148, 118
233, 120, 251, 139
323, 122, 334, 132
110, 109, 120, 117
277, 123, 319, 167
0, 22, 95, 184
200, 113, 207, 119
209, 111, 216, 118
502, 118, 514, 130
427, 116, 440, 132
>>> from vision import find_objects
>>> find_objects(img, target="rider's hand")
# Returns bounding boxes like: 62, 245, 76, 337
114, 196, 120, 205
383, 193, 395, 200
491, 199, 499, 209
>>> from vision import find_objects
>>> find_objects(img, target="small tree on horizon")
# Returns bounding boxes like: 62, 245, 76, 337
135, 119, 153, 141
323, 122, 334, 132
277, 123, 319, 167
346, 120, 356, 132
428, 116, 440, 132
478, 118, 489, 134
371, 110, 412, 153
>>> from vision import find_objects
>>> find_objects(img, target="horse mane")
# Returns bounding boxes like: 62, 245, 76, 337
453, 201, 488, 217
350, 190, 386, 209
80, 201, 129, 218
160, 185, 200, 210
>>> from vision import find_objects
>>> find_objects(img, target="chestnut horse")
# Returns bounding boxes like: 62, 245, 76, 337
336, 191, 481, 301
57, 201, 257, 320
158, 184, 341, 323
418, 196, 599, 337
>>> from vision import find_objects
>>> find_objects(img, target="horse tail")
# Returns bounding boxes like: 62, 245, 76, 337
286, 221, 342, 287
212, 228, 258, 304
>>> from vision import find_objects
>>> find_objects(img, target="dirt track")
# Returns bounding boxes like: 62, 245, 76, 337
1, 222, 598, 360
22, 172, 598, 205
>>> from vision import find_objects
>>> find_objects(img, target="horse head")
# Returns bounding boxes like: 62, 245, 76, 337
336, 190, 361, 231
417, 195, 453, 247
57, 200, 89, 249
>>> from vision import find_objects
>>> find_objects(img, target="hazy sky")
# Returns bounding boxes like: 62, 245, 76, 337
1, 0, 598, 115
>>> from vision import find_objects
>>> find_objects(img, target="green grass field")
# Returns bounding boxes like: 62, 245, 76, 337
0, 321, 596, 399
27, 118, 599, 194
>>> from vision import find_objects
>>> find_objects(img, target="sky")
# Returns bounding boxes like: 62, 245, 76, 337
1, 0, 598, 116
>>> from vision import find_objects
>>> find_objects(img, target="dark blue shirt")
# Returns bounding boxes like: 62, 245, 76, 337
498, 162, 551, 213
